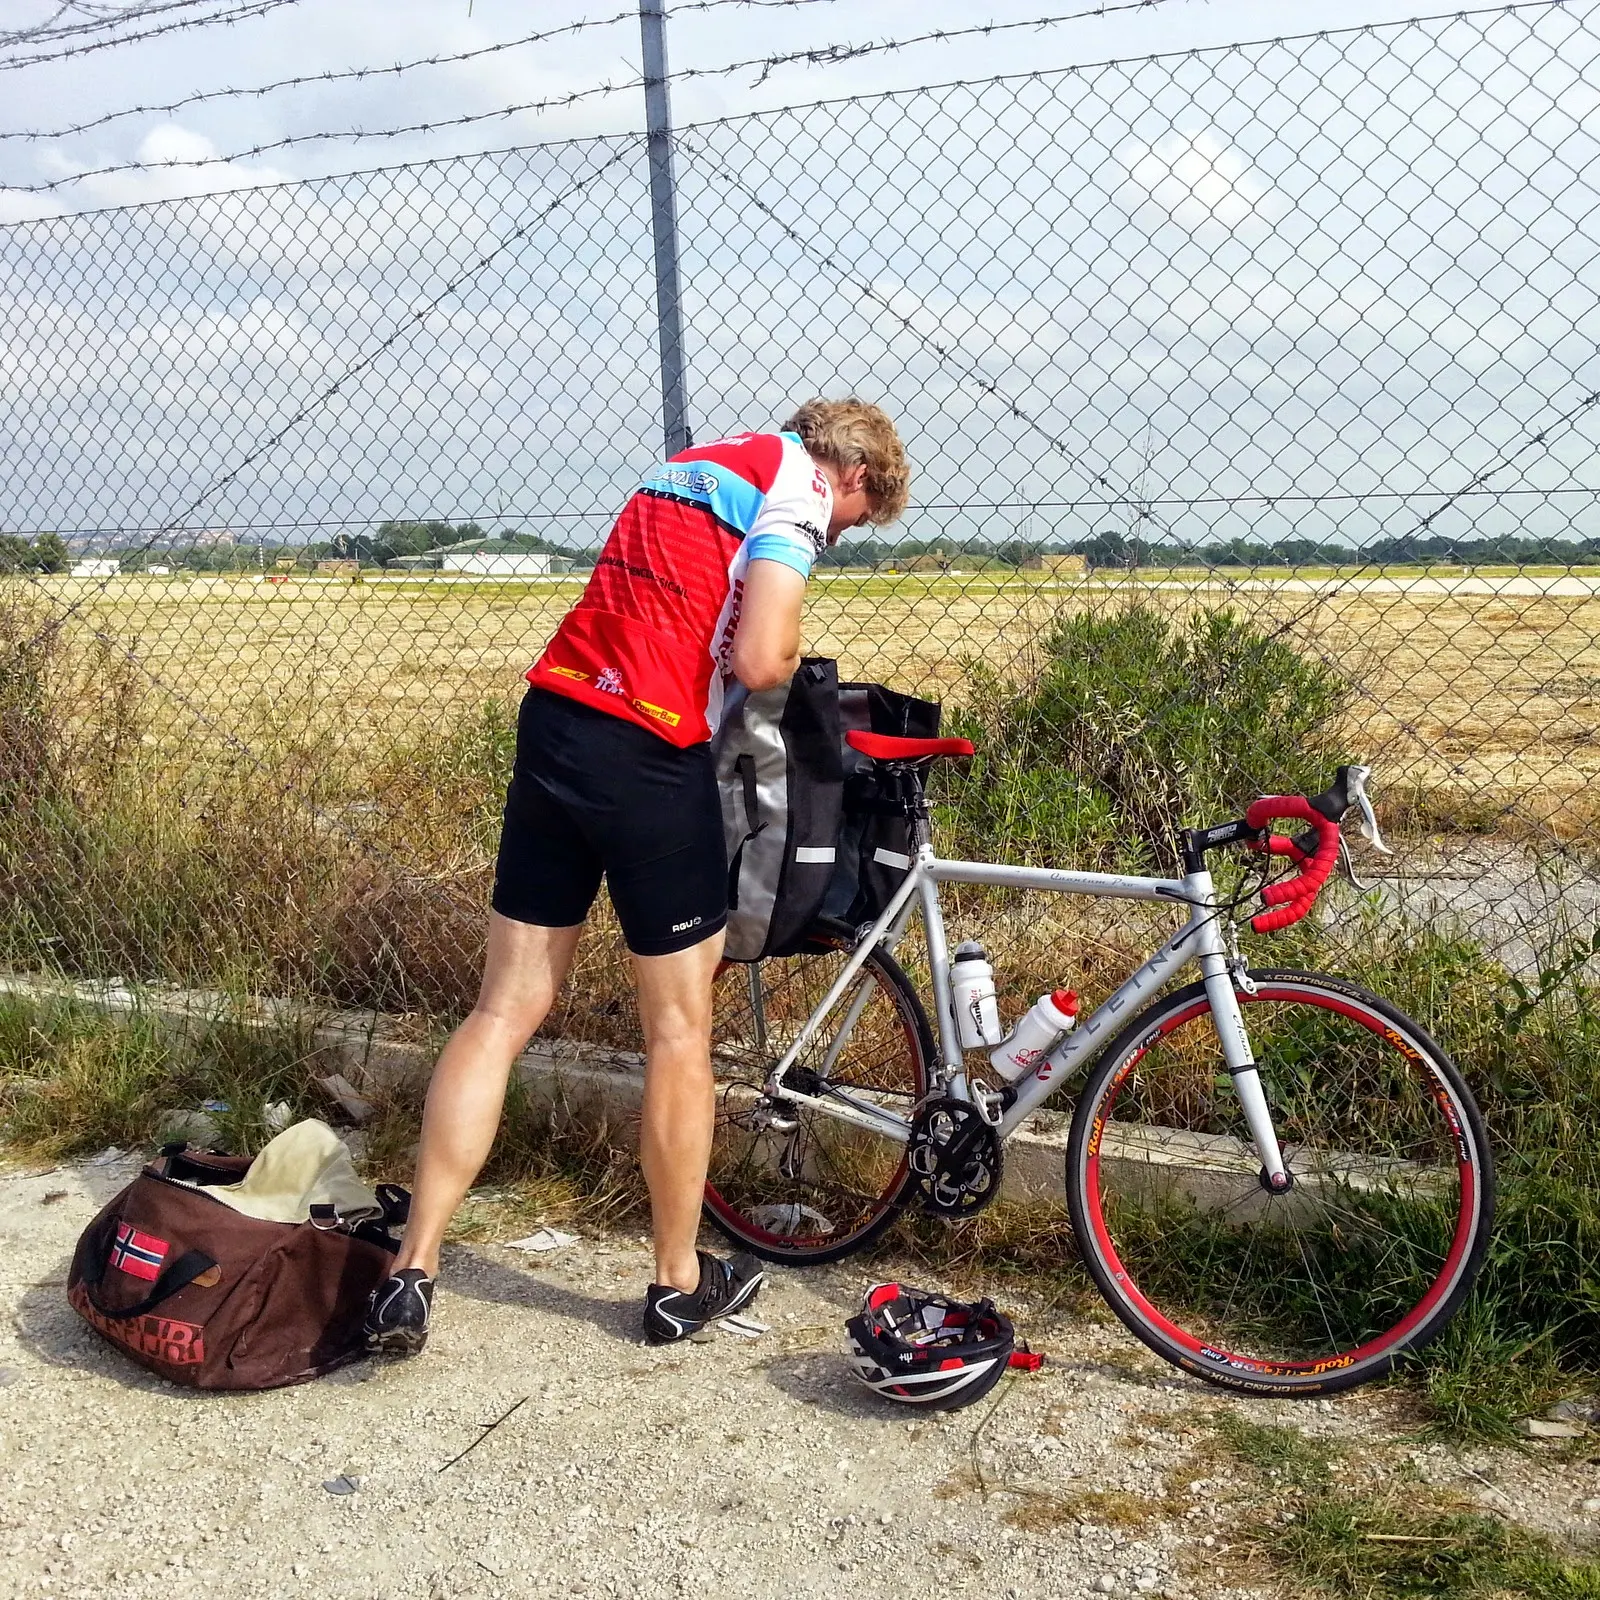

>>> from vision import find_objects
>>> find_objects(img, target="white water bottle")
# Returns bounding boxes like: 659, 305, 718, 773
951, 942, 1004, 1050
989, 989, 1079, 1083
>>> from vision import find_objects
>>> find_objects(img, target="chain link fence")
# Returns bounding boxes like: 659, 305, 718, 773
3, 3, 1599, 1034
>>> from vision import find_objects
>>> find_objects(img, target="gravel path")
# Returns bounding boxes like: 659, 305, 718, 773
3, 1153, 1595, 1600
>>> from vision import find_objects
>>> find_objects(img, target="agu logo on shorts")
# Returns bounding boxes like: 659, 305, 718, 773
672, 916, 703, 934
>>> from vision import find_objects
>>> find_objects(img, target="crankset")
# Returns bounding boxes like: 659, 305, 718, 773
907, 1097, 1003, 1219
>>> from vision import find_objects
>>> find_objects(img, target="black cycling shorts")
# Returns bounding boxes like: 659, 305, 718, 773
491, 687, 728, 957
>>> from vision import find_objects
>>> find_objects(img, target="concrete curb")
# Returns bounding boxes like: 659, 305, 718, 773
0, 969, 1079, 1205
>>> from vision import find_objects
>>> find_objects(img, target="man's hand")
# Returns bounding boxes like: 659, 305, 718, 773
730, 559, 806, 691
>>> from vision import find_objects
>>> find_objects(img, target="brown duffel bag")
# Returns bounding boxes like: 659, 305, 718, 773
67, 1130, 408, 1390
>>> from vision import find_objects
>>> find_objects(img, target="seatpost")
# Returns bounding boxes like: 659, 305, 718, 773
899, 763, 934, 852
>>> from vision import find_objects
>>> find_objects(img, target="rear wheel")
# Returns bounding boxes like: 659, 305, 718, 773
1066, 970, 1493, 1395
703, 919, 934, 1265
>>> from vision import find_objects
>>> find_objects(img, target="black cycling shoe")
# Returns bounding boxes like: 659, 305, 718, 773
364, 1268, 434, 1355
643, 1250, 764, 1344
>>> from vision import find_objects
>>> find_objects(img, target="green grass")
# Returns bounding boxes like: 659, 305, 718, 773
936, 601, 1353, 873
1211, 1418, 1600, 1599
0, 994, 325, 1158
3, 587, 1599, 1439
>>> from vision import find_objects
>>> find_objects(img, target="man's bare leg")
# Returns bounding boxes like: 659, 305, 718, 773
392, 912, 584, 1279
634, 930, 726, 1293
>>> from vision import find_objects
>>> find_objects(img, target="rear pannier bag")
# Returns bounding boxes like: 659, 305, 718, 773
66, 1127, 406, 1390
716, 657, 845, 961
822, 682, 942, 929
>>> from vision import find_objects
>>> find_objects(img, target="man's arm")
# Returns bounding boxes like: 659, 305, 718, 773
730, 558, 806, 692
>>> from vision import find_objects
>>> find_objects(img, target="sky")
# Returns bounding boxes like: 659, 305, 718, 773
0, 0, 1596, 553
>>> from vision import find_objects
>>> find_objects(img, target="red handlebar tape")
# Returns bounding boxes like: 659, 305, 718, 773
1243, 795, 1341, 933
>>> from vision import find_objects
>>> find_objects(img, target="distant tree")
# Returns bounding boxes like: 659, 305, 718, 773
30, 532, 67, 573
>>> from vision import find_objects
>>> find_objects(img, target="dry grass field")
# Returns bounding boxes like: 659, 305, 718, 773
31, 566, 1600, 835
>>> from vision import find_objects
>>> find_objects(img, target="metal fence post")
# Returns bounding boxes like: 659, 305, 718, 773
640, 0, 691, 458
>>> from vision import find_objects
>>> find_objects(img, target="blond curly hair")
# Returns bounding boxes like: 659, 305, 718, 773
781, 397, 911, 526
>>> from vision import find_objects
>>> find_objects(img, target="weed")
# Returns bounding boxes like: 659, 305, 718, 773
1002, 1489, 1163, 1534
936, 603, 1353, 873
0, 994, 323, 1158
1276, 1491, 1600, 1598
1211, 1414, 1336, 1490
1209, 1413, 1600, 1598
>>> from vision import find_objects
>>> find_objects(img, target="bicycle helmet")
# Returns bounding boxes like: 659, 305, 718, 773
845, 1282, 1039, 1409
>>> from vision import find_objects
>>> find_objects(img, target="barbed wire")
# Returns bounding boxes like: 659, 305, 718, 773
2, 0, 1203, 193
0, 0, 225, 49
0, 0, 846, 143
0, 0, 301, 71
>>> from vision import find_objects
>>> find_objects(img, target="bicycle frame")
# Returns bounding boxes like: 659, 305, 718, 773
759, 840, 1292, 1186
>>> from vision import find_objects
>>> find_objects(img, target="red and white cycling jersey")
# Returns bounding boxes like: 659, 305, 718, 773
530, 431, 832, 746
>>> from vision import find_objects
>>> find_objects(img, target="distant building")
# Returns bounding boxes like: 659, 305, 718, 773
70, 558, 119, 578
442, 551, 552, 577
147, 565, 170, 576
316, 558, 359, 577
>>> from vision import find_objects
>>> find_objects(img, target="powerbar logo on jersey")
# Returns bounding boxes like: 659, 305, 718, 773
632, 697, 682, 727
546, 665, 589, 683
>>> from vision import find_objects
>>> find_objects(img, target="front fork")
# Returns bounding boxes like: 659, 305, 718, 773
1198, 938, 1290, 1190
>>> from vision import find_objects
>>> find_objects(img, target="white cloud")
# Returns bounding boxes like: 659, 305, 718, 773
1120, 130, 1272, 232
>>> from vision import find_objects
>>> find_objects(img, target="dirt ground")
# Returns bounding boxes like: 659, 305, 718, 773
4, 1150, 1597, 1600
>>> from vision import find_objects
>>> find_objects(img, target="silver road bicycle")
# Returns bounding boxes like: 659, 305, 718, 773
701, 732, 1493, 1397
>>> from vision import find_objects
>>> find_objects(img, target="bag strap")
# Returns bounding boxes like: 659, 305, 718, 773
726, 752, 768, 911
307, 1183, 410, 1233
78, 1214, 217, 1321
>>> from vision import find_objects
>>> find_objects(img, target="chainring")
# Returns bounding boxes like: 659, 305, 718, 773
907, 1096, 1004, 1219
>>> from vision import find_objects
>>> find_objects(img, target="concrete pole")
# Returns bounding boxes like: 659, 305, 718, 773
640, 0, 691, 458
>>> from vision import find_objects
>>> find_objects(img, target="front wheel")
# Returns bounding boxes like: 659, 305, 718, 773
1066, 969, 1493, 1396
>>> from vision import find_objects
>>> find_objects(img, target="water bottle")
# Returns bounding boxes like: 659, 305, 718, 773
989, 989, 1079, 1083
951, 942, 1004, 1050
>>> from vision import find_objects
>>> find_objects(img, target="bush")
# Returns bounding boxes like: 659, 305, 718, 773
938, 603, 1353, 872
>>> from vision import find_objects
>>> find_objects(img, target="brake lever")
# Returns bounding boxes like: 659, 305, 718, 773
1345, 763, 1393, 856
1338, 835, 1381, 892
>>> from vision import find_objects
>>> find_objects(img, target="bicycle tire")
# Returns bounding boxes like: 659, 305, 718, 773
702, 919, 935, 1266
1065, 968, 1493, 1397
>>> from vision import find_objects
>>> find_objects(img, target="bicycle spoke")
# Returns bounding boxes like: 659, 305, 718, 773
704, 928, 928, 1260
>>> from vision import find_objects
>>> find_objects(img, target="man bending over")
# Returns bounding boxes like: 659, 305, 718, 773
365, 398, 911, 1349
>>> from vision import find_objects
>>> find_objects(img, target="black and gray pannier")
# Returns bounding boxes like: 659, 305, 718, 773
715, 662, 941, 963
822, 681, 942, 930
715, 658, 846, 961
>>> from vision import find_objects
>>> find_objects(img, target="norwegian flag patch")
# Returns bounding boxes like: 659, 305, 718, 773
109, 1222, 168, 1282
